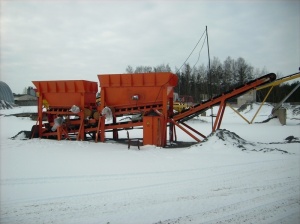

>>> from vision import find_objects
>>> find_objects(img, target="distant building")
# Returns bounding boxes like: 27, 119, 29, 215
27, 86, 37, 97
237, 90, 256, 107
13, 86, 38, 106
14, 94, 37, 106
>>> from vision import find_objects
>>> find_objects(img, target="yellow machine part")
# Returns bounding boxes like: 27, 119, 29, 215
42, 99, 49, 109
173, 102, 189, 112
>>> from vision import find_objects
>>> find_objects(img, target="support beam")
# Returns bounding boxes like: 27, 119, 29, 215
170, 120, 201, 142
212, 100, 226, 132
272, 82, 300, 113
227, 103, 251, 124
250, 86, 274, 124
179, 122, 207, 139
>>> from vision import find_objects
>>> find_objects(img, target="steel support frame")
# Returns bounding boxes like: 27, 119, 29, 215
212, 100, 226, 131
226, 86, 274, 124
170, 73, 276, 142
225, 72, 299, 124
170, 100, 225, 143
170, 120, 201, 142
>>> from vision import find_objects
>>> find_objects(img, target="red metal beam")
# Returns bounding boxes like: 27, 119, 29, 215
170, 120, 201, 142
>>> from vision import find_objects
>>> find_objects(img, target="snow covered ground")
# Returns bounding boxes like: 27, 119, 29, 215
0, 103, 299, 224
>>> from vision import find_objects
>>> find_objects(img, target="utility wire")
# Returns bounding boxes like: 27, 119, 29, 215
192, 32, 207, 70
175, 29, 206, 74
154, 28, 207, 104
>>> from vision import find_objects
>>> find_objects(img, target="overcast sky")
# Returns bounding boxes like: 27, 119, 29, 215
1, 0, 299, 94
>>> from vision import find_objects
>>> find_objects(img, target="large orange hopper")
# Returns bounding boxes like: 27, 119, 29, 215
32, 80, 98, 140
98, 72, 178, 147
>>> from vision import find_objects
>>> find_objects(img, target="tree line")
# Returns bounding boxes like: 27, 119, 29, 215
125, 56, 299, 104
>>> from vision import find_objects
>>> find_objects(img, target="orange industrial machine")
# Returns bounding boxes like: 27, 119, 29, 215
97, 72, 178, 146
32, 80, 98, 141
30, 72, 276, 147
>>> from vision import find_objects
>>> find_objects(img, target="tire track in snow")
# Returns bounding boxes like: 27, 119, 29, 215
1, 156, 294, 187
203, 197, 300, 224
1, 157, 298, 207
155, 185, 300, 224
1, 158, 296, 206
1, 159, 299, 224
1, 178, 299, 224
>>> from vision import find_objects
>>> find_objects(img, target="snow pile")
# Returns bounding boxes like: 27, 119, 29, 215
10, 131, 31, 140
284, 135, 300, 143
292, 105, 300, 116
237, 103, 254, 113
200, 129, 289, 154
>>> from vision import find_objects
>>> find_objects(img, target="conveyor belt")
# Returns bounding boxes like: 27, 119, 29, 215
173, 73, 276, 123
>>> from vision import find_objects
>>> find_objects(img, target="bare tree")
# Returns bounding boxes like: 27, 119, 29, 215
235, 57, 253, 85
153, 63, 171, 72
125, 65, 134, 73
223, 56, 234, 90
134, 66, 153, 73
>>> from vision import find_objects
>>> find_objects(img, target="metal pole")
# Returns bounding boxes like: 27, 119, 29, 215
206, 26, 213, 131
273, 82, 300, 112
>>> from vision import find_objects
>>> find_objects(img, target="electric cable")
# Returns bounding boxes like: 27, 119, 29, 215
154, 28, 207, 104
175, 29, 206, 74
192, 32, 207, 70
